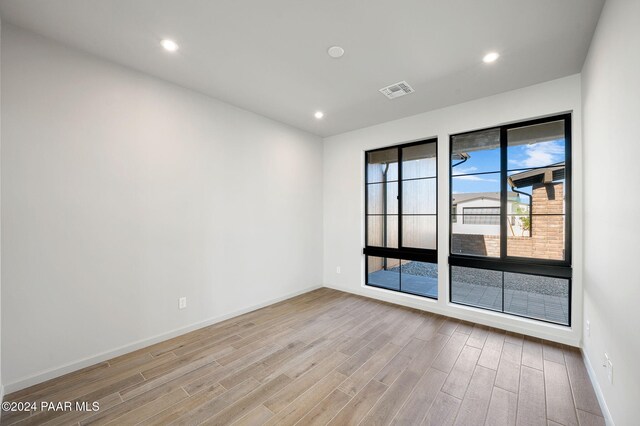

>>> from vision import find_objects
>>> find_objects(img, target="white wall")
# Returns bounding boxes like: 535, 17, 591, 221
323, 74, 582, 346
0, 25, 323, 392
581, 0, 640, 424
0, 14, 3, 404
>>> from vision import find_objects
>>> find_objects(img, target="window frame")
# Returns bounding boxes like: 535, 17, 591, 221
364, 138, 438, 298
364, 138, 438, 263
448, 113, 572, 326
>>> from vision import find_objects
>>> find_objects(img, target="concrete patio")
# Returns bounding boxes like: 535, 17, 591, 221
368, 264, 569, 324
451, 281, 569, 324
368, 269, 438, 298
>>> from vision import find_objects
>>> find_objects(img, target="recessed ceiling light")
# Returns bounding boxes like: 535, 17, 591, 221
161, 39, 179, 52
327, 46, 345, 58
314, 111, 324, 119
483, 52, 500, 63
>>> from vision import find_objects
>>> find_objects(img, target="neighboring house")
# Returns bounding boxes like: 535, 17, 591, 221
451, 163, 565, 260
452, 191, 530, 237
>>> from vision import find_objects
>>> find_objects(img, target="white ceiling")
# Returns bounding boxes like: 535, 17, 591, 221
0, 0, 604, 137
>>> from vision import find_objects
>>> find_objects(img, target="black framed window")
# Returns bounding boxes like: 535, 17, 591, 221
364, 139, 438, 299
450, 114, 572, 325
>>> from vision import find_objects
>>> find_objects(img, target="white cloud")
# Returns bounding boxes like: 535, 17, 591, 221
452, 166, 478, 175
452, 165, 497, 182
454, 174, 497, 182
512, 141, 564, 168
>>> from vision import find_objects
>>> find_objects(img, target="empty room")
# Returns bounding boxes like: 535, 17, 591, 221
0, 0, 638, 425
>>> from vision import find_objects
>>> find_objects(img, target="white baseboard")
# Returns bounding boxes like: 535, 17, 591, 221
3, 285, 321, 395
324, 283, 581, 347
581, 349, 615, 426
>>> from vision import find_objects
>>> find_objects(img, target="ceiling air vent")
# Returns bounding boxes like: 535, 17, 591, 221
379, 81, 415, 99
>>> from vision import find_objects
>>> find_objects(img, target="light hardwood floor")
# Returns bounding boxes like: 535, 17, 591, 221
1, 288, 604, 426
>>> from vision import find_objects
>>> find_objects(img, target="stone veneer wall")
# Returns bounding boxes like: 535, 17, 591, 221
530, 182, 565, 260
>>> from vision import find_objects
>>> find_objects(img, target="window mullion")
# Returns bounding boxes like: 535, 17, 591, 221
500, 126, 508, 260
397, 147, 403, 292
398, 147, 403, 249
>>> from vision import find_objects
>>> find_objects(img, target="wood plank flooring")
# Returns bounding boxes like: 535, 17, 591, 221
1, 288, 604, 426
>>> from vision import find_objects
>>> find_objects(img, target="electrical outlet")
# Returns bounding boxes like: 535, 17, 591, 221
605, 354, 613, 384
586, 320, 590, 337
179, 297, 187, 310
336, 266, 341, 274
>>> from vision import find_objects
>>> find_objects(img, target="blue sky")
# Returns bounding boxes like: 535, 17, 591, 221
452, 139, 565, 194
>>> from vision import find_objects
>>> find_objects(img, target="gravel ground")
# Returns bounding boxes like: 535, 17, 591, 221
388, 261, 438, 278
388, 261, 567, 297
452, 265, 568, 297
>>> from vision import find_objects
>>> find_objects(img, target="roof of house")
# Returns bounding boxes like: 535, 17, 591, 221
452, 191, 520, 204
452, 120, 565, 156
509, 162, 565, 188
